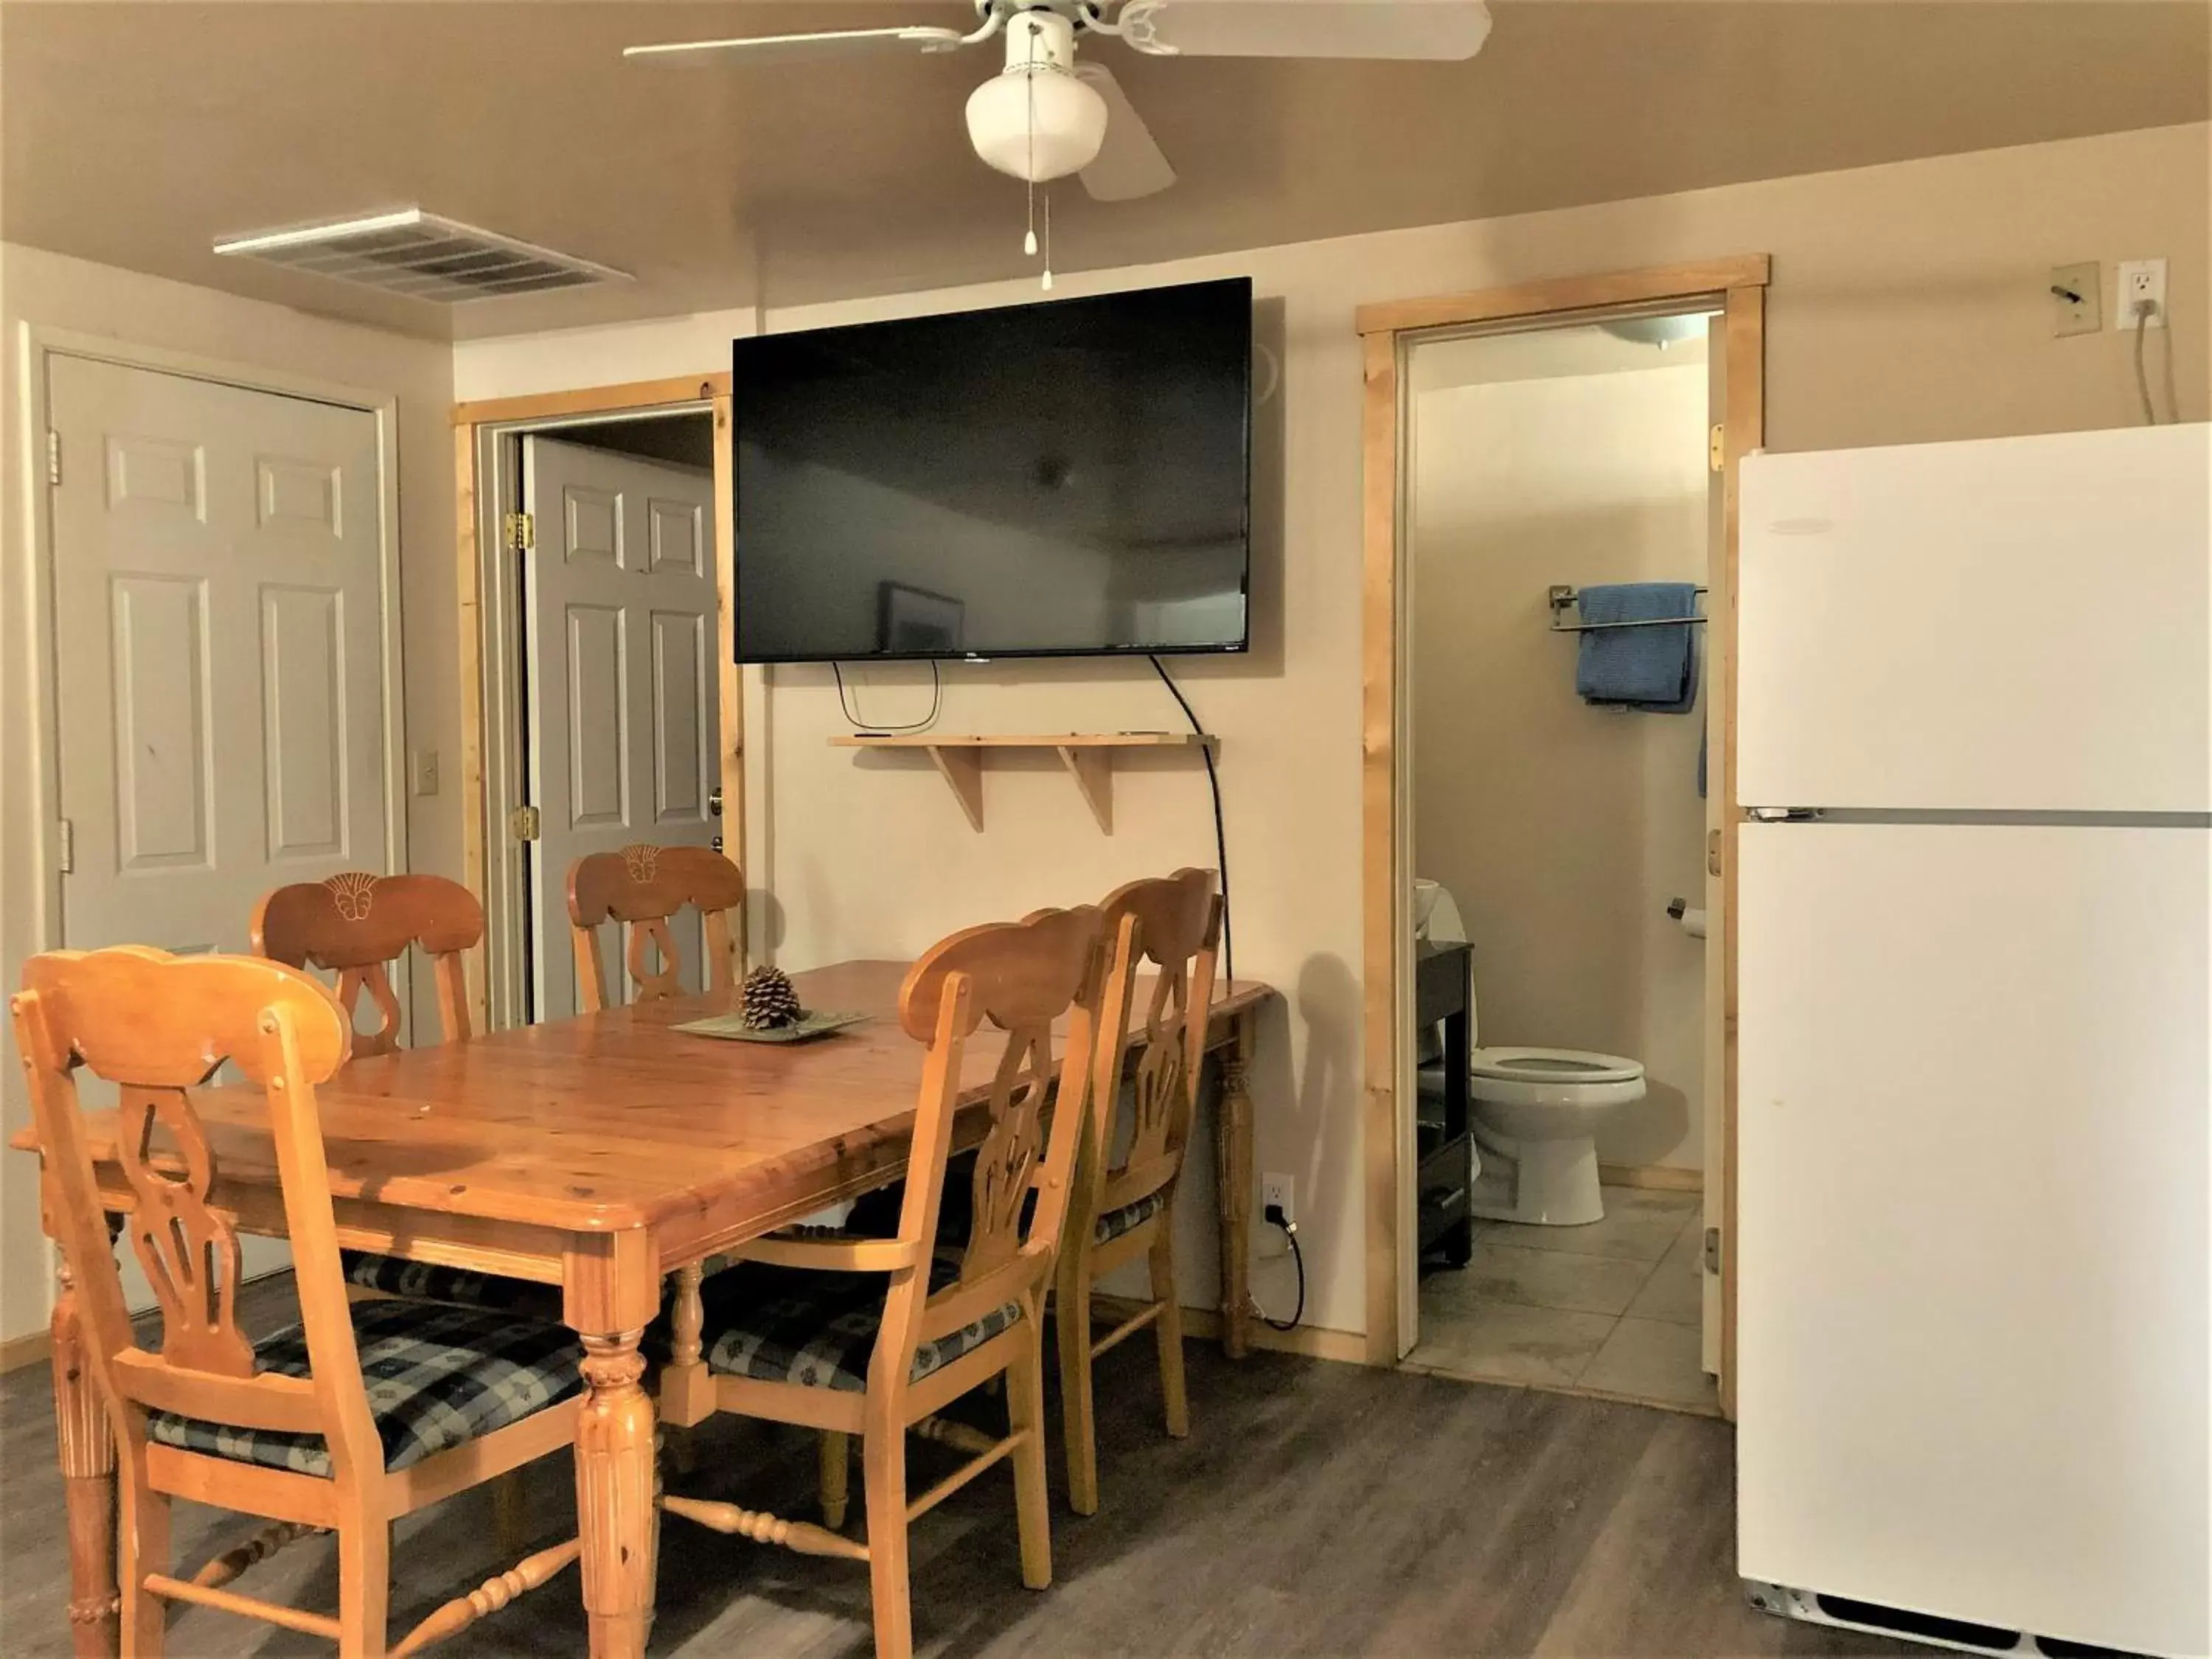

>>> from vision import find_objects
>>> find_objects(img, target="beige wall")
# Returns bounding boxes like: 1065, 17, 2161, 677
1411, 358, 1711, 1170
0, 243, 458, 1344
454, 121, 2208, 1338
1, 122, 2191, 1352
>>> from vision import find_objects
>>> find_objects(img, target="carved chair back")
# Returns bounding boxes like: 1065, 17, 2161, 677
252, 872, 483, 1057
11, 948, 385, 1481
566, 844, 744, 1012
1085, 869, 1223, 1221
875, 904, 1114, 1391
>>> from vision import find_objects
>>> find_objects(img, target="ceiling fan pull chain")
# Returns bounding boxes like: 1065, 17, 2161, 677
1042, 192, 1054, 291
1023, 20, 1040, 258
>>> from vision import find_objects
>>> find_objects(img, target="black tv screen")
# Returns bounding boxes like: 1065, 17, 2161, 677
731, 276, 1251, 663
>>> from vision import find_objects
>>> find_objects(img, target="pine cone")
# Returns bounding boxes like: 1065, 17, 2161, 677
741, 966, 805, 1030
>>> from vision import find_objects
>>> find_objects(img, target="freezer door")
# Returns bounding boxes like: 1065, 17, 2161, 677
1738, 821, 2208, 1655
1739, 424, 2211, 813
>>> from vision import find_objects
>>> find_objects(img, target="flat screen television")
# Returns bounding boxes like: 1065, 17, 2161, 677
731, 276, 1252, 664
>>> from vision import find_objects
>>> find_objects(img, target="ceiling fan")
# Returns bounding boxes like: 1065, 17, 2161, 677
627, 1, 1493, 228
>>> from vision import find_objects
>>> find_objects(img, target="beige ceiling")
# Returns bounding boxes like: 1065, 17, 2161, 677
4, 1, 2205, 341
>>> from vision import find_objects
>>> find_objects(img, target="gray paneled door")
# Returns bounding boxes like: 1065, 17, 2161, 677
47, 352, 392, 1306
522, 435, 720, 1021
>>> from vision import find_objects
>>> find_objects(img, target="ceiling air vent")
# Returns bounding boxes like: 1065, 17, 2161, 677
213, 208, 627, 302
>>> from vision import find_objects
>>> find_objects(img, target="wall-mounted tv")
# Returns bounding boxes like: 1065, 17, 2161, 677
731, 276, 1252, 664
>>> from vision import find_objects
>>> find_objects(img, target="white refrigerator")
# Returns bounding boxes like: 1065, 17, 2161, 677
1734, 422, 2211, 1658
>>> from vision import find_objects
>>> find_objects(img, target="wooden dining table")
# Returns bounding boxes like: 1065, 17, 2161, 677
16, 958, 1276, 1659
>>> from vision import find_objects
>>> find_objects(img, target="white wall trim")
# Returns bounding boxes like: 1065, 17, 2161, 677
14, 321, 409, 1329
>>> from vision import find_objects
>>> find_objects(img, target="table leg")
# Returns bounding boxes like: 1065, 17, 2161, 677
1216, 1009, 1256, 1360
574, 1331, 658, 1659
52, 1248, 119, 1658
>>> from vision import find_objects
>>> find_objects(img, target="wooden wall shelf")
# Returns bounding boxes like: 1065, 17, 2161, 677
828, 733, 1217, 834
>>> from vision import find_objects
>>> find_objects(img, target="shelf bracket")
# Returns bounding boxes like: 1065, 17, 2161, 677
1055, 744, 1113, 835
925, 745, 986, 832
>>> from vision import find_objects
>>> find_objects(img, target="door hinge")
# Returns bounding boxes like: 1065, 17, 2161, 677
1706, 827, 1722, 877
1709, 424, 1725, 473
46, 430, 61, 486
503, 511, 535, 552
509, 804, 542, 842
56, 817, 74, 874
1703, 1225, 1722, 1275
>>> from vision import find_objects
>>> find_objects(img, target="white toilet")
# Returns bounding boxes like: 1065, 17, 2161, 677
1416, 880, 1647, 1228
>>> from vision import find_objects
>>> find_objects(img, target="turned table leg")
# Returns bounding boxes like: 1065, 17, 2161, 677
52, 1248, 119, 1658
1216, 1009, 1257, 1360
574, 1330, 658, 1659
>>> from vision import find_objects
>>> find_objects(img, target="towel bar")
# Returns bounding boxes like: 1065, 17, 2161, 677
1546, 584, 1708, 634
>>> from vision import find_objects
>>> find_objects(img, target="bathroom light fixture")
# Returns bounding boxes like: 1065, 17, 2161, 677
1601, 314, 1708, 349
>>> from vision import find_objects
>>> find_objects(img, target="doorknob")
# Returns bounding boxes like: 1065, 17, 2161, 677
709, 787, 723, 818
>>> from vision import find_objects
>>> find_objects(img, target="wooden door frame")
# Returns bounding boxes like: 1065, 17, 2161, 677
452, 374, 740, 1029
1355, 259, 1768, 1413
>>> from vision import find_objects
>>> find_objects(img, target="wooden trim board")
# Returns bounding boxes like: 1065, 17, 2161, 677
452, 374, 732, 428
1359, 258, 1767, 1402
1359, 328, 1404, 1367
1598, 1163, 1705, 1194
1717, 280, 1766, 1424
0, 1328, 52, 1375
1355, 256, 1770, 337
1088, 1295, 1366, 1368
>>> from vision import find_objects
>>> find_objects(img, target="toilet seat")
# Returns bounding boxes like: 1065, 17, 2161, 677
1471, 1046, 1644, 1087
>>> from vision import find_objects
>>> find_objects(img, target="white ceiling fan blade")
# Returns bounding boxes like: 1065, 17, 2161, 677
1076, 66, 1178, 201
624, 26, 969, 69
1117, 0, 1492, 60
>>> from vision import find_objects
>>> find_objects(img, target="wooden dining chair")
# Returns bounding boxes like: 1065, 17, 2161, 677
252, 872, 552, 1319
251, 871, 481, 1057
1054, 868, 1222, 1517
655, 903, 1119, 1659
566, 843, 744, 1011
13, 947, 587, 1658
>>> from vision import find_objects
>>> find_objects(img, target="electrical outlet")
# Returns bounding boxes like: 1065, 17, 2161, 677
2117, 258, 2167, 329
1261, 1172, 1294, 1228
2049, 262, 2100, 337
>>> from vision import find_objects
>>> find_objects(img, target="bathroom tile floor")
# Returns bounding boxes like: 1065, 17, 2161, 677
1405, 1185, 1720, 1416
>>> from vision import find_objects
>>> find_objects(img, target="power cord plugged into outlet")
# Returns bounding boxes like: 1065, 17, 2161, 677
1258, 1201, 1304, 1332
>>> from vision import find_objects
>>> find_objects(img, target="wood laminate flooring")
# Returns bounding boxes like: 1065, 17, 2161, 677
0, 1277, 1922, 1658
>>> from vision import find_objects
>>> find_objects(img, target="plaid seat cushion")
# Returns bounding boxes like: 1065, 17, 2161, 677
691, 1256, 1020, 1395
1093, 1187, 1169, 1245
147, 1300, 585, 1478
341, 1251, 566, 1322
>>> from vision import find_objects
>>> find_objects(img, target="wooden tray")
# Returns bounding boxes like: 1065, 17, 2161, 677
672, 1009, 869, 1044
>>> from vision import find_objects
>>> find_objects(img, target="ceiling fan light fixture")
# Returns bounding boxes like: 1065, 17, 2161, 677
965, 65, 1108, 182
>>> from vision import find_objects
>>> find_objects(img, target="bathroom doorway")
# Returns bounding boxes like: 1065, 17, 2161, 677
1356, 259, 1769, 1416
1402, 313, 1719, 1412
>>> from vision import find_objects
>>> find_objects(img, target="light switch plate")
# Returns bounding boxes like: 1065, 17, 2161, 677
2050, 262, 2100, 337
411, 748, 439, 798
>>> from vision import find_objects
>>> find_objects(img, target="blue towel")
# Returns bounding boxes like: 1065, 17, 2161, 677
1574, 582, 1700, 712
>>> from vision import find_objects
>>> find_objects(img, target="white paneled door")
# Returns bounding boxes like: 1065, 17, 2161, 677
523, 436, 720, 1021
47, 353, 393, 1305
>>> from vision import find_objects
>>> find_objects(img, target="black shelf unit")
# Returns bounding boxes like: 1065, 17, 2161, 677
1415, 939, 1475, 1268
